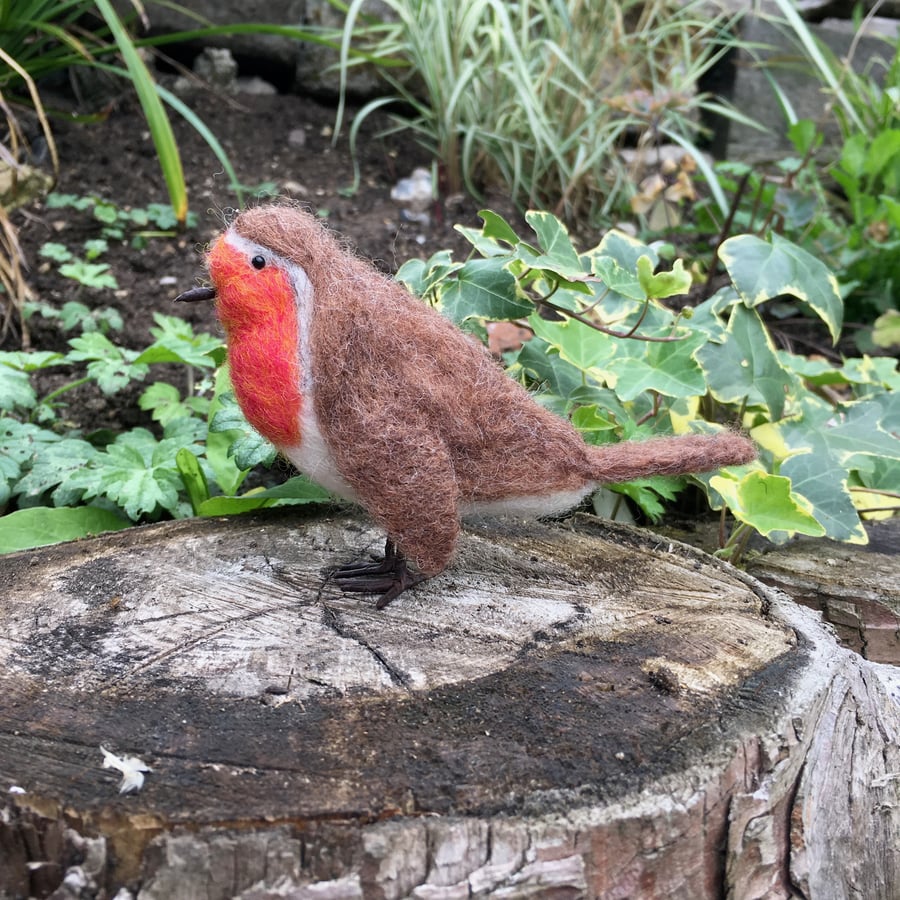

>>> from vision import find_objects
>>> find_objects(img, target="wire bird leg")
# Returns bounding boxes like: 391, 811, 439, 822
331, 538, 427, 609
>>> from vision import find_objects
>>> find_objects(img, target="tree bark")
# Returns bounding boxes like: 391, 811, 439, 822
0, 511, 897, 899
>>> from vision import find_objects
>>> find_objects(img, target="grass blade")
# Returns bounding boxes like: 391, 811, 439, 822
92, 0, 188, 222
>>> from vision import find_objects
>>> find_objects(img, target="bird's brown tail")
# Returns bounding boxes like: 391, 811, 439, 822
589, 432, 756, 484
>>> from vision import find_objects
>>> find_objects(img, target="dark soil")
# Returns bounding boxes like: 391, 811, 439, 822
7, 83, 521, 431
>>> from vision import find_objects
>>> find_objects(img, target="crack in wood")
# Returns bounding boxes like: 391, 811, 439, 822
321, 605, 412, 689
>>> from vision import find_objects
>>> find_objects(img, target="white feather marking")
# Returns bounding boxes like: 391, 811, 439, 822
461, 485, 595, 520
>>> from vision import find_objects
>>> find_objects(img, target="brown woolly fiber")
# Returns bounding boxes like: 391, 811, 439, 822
221, 205, 756, 577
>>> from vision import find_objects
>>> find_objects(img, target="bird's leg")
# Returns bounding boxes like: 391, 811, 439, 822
331, 539, 427, 609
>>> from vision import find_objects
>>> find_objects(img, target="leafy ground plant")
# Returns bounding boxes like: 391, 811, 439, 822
2, 209, 896, 558
398, 210, 899, 557
0, 310, 327, 553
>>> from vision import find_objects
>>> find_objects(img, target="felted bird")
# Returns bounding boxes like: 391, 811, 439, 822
176, 204, 755, 608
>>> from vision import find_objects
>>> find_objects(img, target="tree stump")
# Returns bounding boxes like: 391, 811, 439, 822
1, 511, 898, 899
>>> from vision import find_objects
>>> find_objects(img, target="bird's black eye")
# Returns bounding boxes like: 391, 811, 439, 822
251, 255, 266, 270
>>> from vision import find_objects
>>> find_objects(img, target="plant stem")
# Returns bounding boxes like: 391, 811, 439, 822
31, 376, 92, 422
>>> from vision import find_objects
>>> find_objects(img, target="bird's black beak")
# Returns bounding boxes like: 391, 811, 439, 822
174, 286, 216, 303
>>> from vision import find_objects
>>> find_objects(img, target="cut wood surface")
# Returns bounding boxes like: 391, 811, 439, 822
1, 511, 898, 899
748, 518, 900, 664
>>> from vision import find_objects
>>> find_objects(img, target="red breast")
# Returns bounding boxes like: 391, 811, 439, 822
207, 235, 303, 448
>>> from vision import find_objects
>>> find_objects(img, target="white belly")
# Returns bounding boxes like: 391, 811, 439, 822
281, 405, 358, 502
460, 485, 595, 520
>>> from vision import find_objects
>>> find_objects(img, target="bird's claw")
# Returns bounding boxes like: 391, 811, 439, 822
331, 539, 426, 608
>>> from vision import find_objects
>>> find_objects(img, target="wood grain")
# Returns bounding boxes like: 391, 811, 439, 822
0, 512, 897, 899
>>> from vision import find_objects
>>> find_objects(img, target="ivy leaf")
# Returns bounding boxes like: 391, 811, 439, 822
478, 209, 522, 246
750, 399, 898, 543
609, 329, 708, 401
635, 256, 691, 300
596, 229, 659, 272
779, 450, 866, 543
872, 309, 900, 349
710, 470, 826, 538
396, 249, 460, 298
591, 256, 645, 301
719, 233, 843, 343
439, 259, 529, 323
571, 405, 619, 443
698, 304, 795, 420
529, 314, 617, 373
516, 211, 585, 277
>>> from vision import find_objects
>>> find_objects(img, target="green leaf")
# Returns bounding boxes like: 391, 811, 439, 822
209, 391, 277, 470
787, 119, 820, 156
610, 330, 708, 401
529, 314, 617, 373
596, 229, 659, 272
698, 304, 794, 420
710, 471, 826, 538
58, 261, 119, 290
39, 242, 73, 263
517, 211, 584, 276
67, 333, 149, 394
83, 238, 109, 260
439, 259, 529, 323
608, 476, 683, 523
590, 256, 646, 301
0, 506, 129, 554
196, 495, 276, 516
396, 250, 460, 298
176, 447, 209, 515
13, 438, 98, 505
719, 234, 843, 343
873, 309, 900, 349
0, 420, 61, 504
635, 256, 691, 300
478, 210, 522, 246
778, 450, 866, 543
139, 382, 208, 427
0, 350, 66, 372
58, 302, 123, 334
865, 129, 900, 180
135, 313, 224, 368
73, 428, 184, 519
571, 405, 619, 444
0, 364, 36, 411
204, 371, 250, 495
196, 476, 332, 516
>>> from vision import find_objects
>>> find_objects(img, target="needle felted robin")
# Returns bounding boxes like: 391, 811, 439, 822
176, 204, 756, 608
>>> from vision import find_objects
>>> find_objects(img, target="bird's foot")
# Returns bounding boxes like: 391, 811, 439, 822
331, 539, 427, 609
